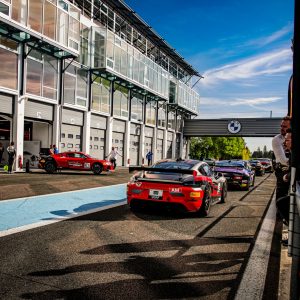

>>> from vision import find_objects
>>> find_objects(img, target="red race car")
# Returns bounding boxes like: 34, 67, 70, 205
42, 151, 113, 174
127, 159, 227, 216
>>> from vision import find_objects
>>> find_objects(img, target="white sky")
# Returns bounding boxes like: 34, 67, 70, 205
244, 137, 273, 153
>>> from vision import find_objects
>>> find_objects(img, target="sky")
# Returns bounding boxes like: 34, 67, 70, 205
124, 0, 294, 152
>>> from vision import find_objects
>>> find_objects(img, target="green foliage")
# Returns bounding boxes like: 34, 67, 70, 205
189, 136, 246, 160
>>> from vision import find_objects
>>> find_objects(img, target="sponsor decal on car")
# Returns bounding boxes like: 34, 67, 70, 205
169, 187, 182, 193
84, 163, 91, 169
68, 162, 82, 167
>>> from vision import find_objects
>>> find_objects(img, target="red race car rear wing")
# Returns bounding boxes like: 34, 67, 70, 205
129, 166, 197, 184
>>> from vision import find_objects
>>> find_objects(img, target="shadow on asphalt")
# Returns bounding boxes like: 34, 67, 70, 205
24, 232, 252, 299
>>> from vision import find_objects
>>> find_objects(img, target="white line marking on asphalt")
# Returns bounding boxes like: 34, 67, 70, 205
0, 200, 127, 238
234, 193, 276, 300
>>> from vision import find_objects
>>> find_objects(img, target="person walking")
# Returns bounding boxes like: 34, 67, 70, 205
0, 142, 4, 165
7, 141, 16, 174
146, 150, 153, 166
106, 147, 122, 170
272, 115, 291, 200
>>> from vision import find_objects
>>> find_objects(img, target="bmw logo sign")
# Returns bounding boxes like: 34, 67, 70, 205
228, 120, 242, 134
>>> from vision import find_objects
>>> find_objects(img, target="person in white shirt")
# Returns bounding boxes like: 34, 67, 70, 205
272, 116, 291, 200
106, 147, 122, 170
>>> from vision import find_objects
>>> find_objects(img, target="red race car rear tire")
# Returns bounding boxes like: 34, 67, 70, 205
44, 161, 57, 174
198, 187, 212, 217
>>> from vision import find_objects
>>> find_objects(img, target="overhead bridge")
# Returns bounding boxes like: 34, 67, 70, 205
183, 118, 282, 137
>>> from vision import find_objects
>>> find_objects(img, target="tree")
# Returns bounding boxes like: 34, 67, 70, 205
189, 136, 246, 160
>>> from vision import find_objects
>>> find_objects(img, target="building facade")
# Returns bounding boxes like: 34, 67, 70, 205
0, 0, 201, 170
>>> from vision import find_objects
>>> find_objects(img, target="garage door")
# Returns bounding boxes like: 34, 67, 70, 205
157, 139, 163, 161
90, 128, 105, 159
61, 124, 82, 152
112, 132, 124, 166
130, 134, 139, 165
25, 100, 53, 121
0, 94, 13, 115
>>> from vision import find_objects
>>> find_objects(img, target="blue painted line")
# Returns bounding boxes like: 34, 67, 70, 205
0, 184, 127, 232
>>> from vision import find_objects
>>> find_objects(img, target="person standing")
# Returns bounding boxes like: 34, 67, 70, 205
106, 147, 122, 170
272, 115, 291, 200
146, 150, 153, 166
49, 145, 54, 155
53, 145, 59, 154
7, 141, 16, 174
0, 142, 4, 165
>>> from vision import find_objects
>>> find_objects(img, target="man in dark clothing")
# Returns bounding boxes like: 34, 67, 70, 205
276, 128, 292, 225
272, 116, 291, 200
146, 151, 153, 166
7, 141, 16, 174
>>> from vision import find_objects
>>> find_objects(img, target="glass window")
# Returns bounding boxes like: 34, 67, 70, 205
64, 72, 76, 104
146, 101, 156, 125
68, 134, 73, 138
69, 16, 80, 50
43, 55, 58, 100
58, 0, 68, 11
43, 1, 56, 40
79, 25, 89, 66
57, 9, 68, 46
131, 92, 143, 122
61, 133, 65, 138
0, 2, 9, 16
0, 47, 18, 90
77, 69, 87, 99
28, 0, 43, 33
113, 83, 128, 117
26, 58, 42, 96
67, 143, 73, 148
158, 105, 166, 128
168, 111, 176, 130
12, 0, 27, 25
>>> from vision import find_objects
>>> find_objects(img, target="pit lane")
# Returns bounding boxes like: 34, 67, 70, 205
0, 173, 277, 299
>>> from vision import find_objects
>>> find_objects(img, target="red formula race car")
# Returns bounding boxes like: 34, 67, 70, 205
42, 152, 113, 174
127, 159, 227, 216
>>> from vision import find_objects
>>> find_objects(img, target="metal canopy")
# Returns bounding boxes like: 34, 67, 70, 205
168, 103, 198, 116
0, 20, 77, 59
92, 68, 168, 101
99, 0, 202, 77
